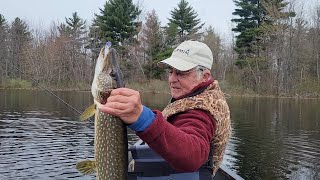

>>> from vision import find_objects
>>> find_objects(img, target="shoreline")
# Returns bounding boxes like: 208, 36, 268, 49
1, 87, 319, 99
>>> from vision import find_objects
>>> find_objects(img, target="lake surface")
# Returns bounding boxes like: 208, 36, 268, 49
0, 89, 319, 180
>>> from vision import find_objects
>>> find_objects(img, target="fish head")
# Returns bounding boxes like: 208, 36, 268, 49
91, 47, 117, 104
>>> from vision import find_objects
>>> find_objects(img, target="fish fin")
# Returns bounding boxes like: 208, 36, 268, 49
76, 160, 96, 175
79, 104, 96, 121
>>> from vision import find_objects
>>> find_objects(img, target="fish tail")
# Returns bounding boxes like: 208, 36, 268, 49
76, 160, 96, 175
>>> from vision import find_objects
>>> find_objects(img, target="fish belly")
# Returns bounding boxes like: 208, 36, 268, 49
95, 111, 128, 180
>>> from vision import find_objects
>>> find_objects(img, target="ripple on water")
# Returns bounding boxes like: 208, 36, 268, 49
277, 131, 320, 179
0, 111, 96, 179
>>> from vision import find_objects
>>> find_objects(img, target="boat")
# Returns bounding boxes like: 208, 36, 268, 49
127, 140, 244, 180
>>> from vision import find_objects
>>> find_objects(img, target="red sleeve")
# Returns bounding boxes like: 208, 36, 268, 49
136, 109, 216, 172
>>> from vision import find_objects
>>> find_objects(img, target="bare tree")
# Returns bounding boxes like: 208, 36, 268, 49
202, 26, 223, 79
139, 9, 164, 79
310, 5, 320, 82
0, 14, 9, 83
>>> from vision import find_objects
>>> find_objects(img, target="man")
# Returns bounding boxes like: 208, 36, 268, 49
98, 40, 231, 175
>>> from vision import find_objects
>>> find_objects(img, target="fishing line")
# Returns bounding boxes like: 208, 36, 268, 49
0, 59, 82, 115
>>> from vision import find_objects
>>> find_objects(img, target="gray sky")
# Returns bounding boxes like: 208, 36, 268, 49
0, 0, 318, 38
0, 0, 236, 36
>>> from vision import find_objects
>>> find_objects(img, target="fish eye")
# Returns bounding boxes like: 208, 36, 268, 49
110, 70, 116, 77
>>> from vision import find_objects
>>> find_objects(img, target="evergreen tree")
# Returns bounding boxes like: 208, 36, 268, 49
232, 0, 261, 59
165, 22, 179, 46
8, 17, 31, 78
56, 13, 88, 83
232, 0, 295, 91
232, 0, 295, 64
94, 0, 141, 47
65, 12, 87, 45
67, 12, 87, 55
58, 12, 87, 50
168, 0, 204, 42
58, 23, 72, 38
0, 14, 7, 30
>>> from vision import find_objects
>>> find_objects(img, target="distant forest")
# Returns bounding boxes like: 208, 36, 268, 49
0, 0, 319, 97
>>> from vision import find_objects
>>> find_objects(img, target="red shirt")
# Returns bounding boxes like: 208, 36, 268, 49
137, 78, 216, 172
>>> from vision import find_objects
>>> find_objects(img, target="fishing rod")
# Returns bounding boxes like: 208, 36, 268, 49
0, 59, 82, 115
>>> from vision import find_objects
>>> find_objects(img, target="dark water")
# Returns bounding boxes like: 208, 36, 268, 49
0, 90, 319, 180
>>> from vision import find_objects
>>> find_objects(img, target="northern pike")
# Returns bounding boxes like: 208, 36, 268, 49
76, 43, 128, 180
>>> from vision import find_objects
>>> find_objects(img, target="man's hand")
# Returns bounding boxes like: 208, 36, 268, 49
98, 88, 143, 124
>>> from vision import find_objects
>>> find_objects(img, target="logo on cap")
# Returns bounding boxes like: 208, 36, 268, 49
174, 48, 190, 55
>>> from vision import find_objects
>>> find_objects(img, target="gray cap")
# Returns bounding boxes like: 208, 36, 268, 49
159, 40, 213, 71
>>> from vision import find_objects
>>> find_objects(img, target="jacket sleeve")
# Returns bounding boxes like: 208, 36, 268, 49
136, 109, 216, 172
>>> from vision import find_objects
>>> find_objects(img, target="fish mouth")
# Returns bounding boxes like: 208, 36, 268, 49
92, 47, 123, 103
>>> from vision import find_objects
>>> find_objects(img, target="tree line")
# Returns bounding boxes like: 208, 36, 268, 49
0, 0, 319, 97
231, 0, 320, 96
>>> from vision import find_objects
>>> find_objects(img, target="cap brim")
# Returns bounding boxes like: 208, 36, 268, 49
157, 57, 197, 71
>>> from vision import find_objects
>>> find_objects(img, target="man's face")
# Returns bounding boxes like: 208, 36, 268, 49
167, 67, 205, 99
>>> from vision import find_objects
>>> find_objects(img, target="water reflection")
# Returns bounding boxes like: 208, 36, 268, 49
227, 97, 320, 179
0, 90, 319, 179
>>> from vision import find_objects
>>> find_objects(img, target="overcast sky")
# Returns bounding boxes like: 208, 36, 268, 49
0, 0, 318, 38
0, 0, 237, 36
